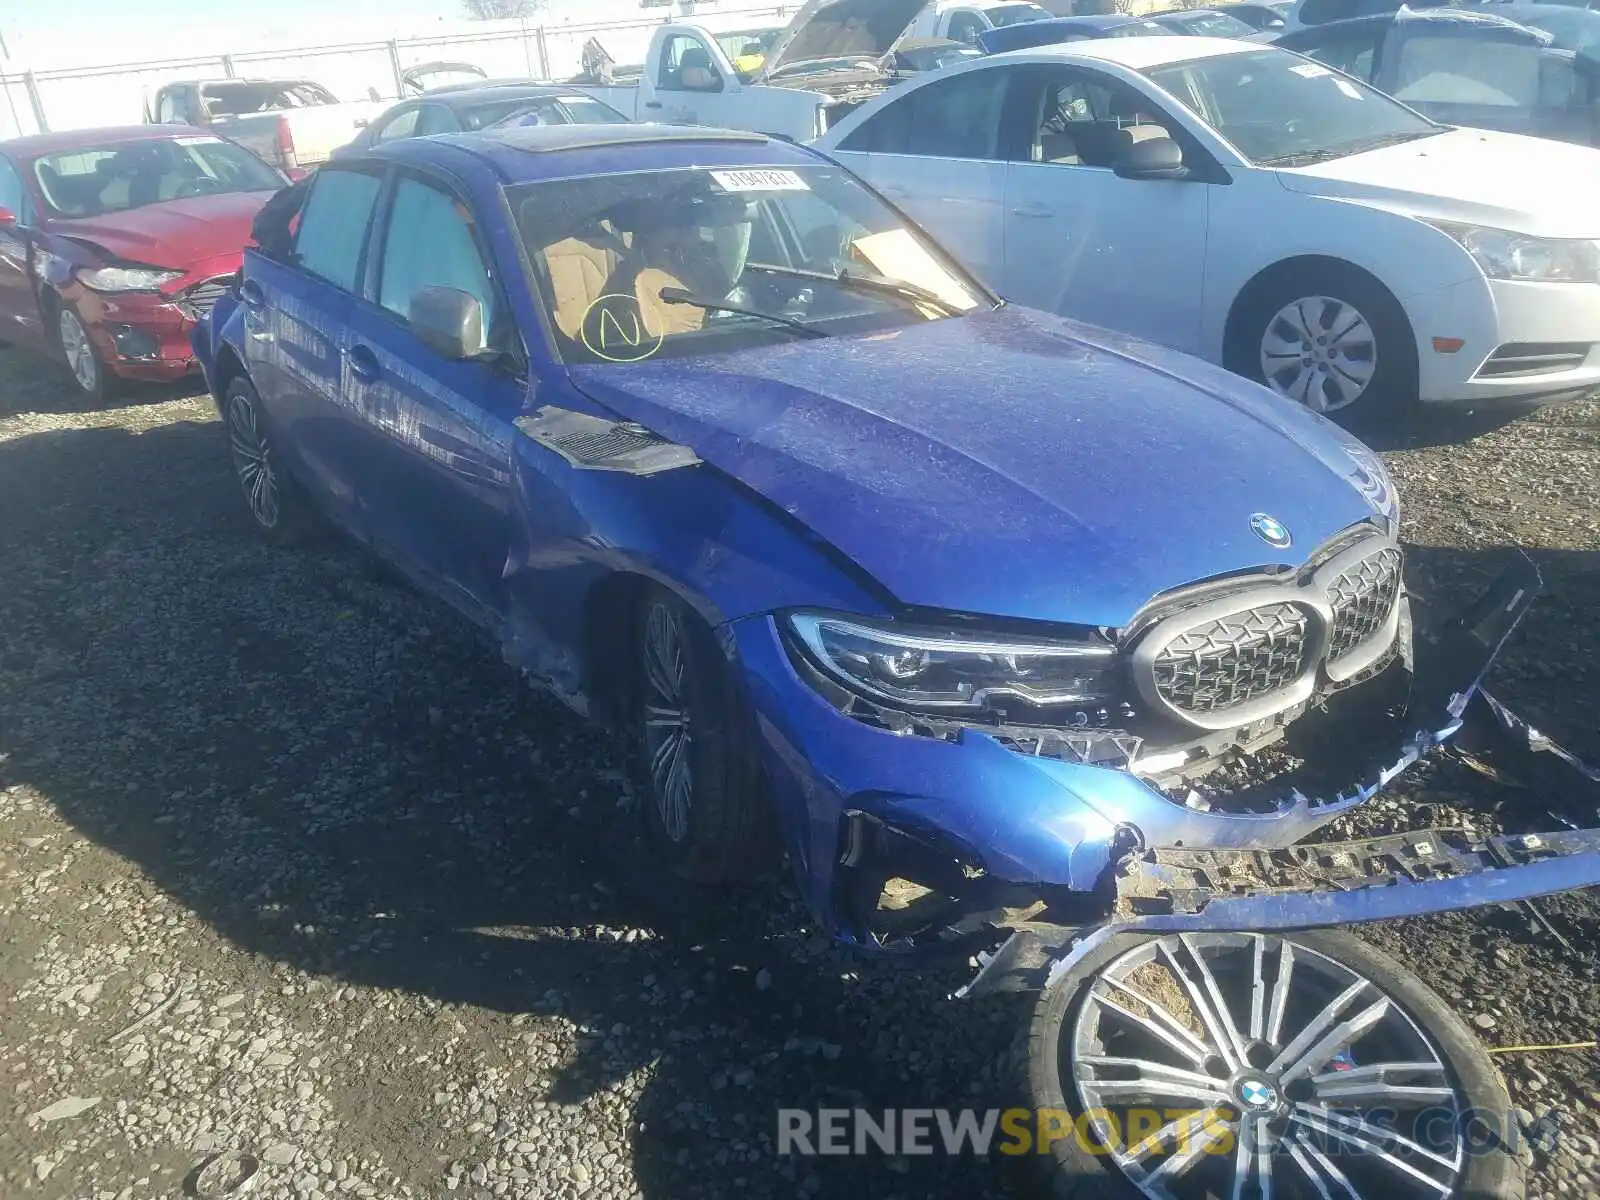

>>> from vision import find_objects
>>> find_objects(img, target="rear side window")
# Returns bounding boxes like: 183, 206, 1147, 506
294, 169, 383, 291
840, 67, 1010, 158
377, 176, 497, 352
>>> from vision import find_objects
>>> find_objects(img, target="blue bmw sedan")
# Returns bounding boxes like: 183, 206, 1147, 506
196, 125, 1600, 1200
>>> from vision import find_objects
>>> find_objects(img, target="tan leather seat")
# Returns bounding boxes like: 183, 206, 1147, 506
544, 235, 621, 340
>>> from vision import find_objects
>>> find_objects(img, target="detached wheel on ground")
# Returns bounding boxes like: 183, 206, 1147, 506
632, 585, 772, 884
1228, 264, 1416, 425
1014, 929, 1522, 1200
223, 375, 314, 543
56, 304, 118, 404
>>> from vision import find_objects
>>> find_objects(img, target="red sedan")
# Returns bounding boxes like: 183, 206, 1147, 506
0, 126, 286, 401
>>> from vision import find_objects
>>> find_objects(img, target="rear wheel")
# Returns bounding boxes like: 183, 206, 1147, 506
632, 586, 772, 883
1014, 930, 1522, 1199
224, 375, 313, 543
1228, 265, 1415, 426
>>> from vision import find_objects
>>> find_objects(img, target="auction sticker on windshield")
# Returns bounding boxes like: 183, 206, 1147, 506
710, 169, 809, 192
1289, 62, 1332, 79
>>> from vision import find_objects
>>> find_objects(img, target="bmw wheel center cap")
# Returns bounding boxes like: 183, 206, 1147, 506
1250, 512, 1292, 549
1238, 1077, 1280, 1112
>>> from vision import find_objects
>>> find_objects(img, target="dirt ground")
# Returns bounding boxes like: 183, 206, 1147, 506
1, 345, 1597, 1200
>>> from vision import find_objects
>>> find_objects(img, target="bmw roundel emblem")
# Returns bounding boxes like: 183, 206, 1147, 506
1239, 1079, 1278, 1111
1250, 513, 1292, 549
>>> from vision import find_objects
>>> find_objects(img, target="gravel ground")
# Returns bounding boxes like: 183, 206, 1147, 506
1, 347, 1597, 1200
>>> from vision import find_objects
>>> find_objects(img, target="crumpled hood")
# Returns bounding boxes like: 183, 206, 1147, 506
570, 307, 1384, 629
1276, 127, 1600, 239
758, 0, 927, 80
45, 191, 275, 272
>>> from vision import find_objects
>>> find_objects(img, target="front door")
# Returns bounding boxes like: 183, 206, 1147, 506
1001, 65, 1210, 353
338, 170, 523, 621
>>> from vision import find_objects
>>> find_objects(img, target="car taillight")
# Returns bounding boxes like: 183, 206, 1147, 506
275, 117, 299, 170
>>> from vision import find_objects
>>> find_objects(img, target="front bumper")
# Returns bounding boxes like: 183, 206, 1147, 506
1406, 275, 1600, 407
731, 555, 1600, 957
65, 282, 221, 383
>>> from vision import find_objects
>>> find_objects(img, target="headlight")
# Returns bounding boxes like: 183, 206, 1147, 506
76, 265, 184, 293
788, 613, 1115, 711
1429, 221, 1600, 284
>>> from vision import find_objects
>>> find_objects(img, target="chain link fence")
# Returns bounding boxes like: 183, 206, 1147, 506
0, 5, 794, 140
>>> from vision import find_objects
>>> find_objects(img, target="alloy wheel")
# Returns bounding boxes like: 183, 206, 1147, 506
227, 390, 281, 530
642, 600, 693, 843
58, 308, 100, 395
1070, 932, 1466, 1199
1259, 295, 1377, 414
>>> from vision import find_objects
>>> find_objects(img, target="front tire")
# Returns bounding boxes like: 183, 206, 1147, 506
1014, 930, 1522, 1200
56, 304, 118, 404
1228, 265, 1416, 425
633, 586, 772, 884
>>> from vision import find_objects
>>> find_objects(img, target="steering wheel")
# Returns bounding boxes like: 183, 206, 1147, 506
176, 178, 224, 199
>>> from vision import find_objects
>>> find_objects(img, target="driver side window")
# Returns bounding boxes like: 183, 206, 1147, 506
840, 68, 1009, 158
1014, 68, 1179, 169
659, 33, 724, 93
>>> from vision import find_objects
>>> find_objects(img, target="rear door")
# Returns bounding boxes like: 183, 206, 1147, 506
336, 168, 524, 621
242, 164, 385, 528
828, 65, 1012, 288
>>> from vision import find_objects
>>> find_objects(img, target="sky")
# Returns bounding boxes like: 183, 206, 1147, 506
1, 0, 575, 66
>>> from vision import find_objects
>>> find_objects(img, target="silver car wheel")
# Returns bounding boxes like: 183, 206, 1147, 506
226, 389, 280, 531
58, 308, 100, 395
642, 600, 693, 843
1259, 295, 1378, 414
1070, 932, 1466, 1199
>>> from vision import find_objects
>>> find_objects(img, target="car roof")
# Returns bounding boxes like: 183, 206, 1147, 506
0, 125, 211, 158
364, 123, 795, 182
1006, 34, 1261, 68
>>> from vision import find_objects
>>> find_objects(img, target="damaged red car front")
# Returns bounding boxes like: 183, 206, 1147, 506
0, 126, 285, 402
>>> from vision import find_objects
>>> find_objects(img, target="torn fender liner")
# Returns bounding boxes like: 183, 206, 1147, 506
514, 407, 700, 476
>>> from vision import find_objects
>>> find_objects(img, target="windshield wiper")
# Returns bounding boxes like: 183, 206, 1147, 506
830, 268, 967, 317
658, 287, 828, 338
747, 262, 973, 316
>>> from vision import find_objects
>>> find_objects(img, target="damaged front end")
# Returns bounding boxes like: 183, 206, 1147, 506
736, 543, 1600, 974
949, 554, 1600, 996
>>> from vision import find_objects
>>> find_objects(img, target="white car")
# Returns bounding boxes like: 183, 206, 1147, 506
816, 36, 1600, 419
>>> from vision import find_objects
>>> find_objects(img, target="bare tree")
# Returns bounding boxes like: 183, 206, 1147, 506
462, 0, 534, 18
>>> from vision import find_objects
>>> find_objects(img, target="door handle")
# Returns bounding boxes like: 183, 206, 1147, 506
644, 101, 664, 109
347, 344, 380, 382
1009, 203, 1053, 219
238, 280, 266, 308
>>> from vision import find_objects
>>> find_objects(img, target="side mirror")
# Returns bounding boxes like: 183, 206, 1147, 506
0, 207, 16, 229
1113, 136, 1188, 181
410, 285, 484, 360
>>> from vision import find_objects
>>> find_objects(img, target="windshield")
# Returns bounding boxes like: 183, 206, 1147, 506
1144, 48, 1443, 166
988, 3, 1052, 26
473, 95, 628, 130
200, 81, 335, 116
31, 136, 283, 218
1162, 11, 1259, 36
510, 164, 984, 365
1514, 7, 1600, 54
715, 29, 782, 80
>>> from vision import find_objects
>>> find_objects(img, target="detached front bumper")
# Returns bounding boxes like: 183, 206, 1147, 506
731, 555, 1600, 956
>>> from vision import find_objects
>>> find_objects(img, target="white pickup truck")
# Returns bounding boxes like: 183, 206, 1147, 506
571, 0, 935, 143
146, 79, 388, 171
903, 0, 1052, 44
